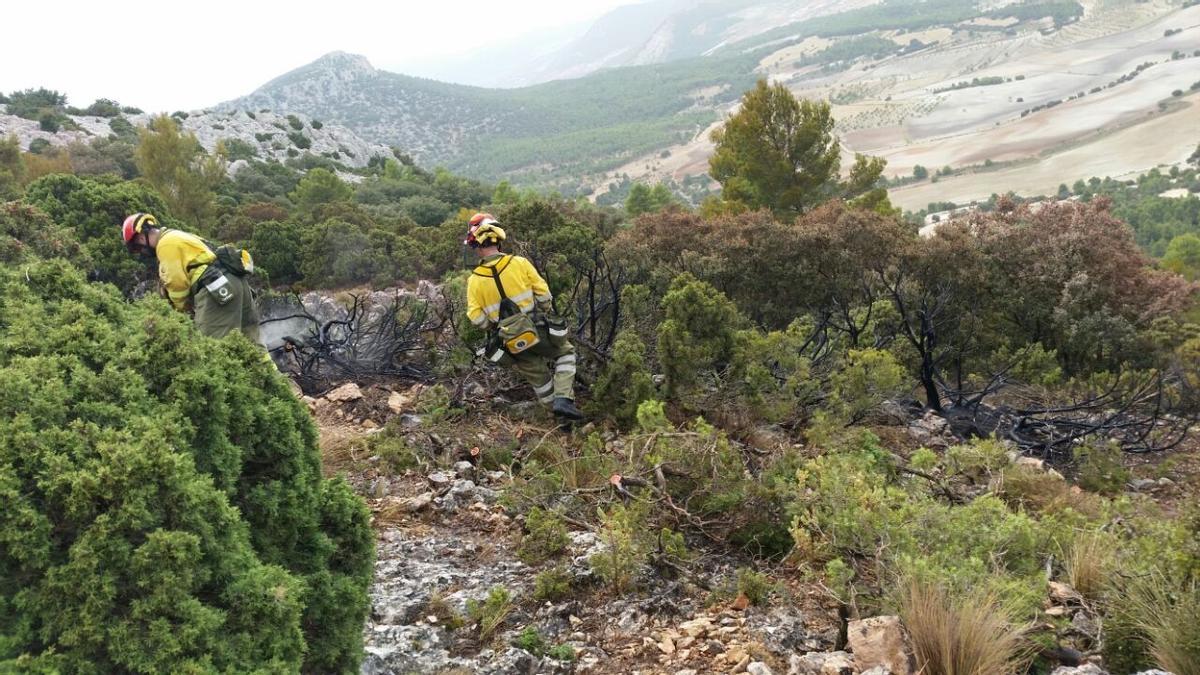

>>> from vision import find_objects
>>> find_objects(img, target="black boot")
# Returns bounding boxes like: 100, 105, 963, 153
552, 397, 584, 421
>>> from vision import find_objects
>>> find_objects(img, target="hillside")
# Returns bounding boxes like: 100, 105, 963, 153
221, 0, 1200, 205
0, 102, 391, 171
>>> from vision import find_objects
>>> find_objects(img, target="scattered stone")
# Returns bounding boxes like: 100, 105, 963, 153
387, 390, 414, 414
788, 650, 857, 675
675, 670, 699, 675
361, 419, 379, 430
707, 639, 726, 654
1015, 456, 1045, 470
907, 411, 953, 447
680, 617, 715, 638
1157, 477, 1175, 487
1044, 606, 1069, 617
732, 593, 751, 611
454, 460, 476, 478
428, 471, 454, 487
1051, 665, 1108, 675
658, 637, 675, 655
398, 492, 433, 513
748, 662, 776, 675
846, 615, 917, 675
1049, 581, 1083, 605
324, 382, 363, 402
1071, 611, 1099, 639
860, 668, 890, 675
1129, 478, 1159, 492
733, 653, 752, 673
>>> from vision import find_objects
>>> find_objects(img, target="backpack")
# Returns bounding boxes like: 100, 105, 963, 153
479, 256, 540, 355
186, 238, 254, 277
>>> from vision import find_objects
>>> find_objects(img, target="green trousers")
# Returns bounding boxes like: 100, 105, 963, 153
193, 273, 260, 343
503, 339, 576, 404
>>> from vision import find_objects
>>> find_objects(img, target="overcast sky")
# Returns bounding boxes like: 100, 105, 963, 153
0, 0, 631, 113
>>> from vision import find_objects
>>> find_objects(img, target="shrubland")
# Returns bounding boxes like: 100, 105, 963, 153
1, 79, 1198, 673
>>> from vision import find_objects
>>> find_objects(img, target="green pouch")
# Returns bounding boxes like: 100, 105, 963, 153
498, 312, 540, 354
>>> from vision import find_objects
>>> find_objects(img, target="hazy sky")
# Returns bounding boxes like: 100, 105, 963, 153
0, 0, 631, 113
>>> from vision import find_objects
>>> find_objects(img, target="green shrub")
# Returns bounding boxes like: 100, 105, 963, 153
22, 173, 172, 291
288, 131, 311, 150
0, 260, 373, 672
533, 565, 572, 601
513, 626, 547, 654
1075, 441, 1130, 495
590, 503, 651, 592
518, 507, 571, 564
286, 114, 304, 130
590, 330, 657, 427
657, 273, 743, 396
248, 220, 304, 285
736, 567, 776, 605
467, 586, 514, 641
827, 347, 907, 422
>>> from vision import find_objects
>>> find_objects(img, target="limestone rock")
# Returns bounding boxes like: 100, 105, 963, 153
748, 662, 776, 675
846, 615, 916, 675
788, 651, 857, 675
1050, 665, 1108, 675
325, 382, 363, 402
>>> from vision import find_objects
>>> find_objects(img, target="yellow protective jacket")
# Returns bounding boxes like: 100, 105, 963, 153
156, 229, 215, 311
466, 254, 552, 330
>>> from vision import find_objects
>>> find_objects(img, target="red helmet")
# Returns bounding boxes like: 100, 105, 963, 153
121, 213, 159, 249
464, 213, 506, 247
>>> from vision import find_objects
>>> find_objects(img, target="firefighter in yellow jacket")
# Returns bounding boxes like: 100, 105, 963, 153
122, 212, 260, 342
465, 213, 583, 420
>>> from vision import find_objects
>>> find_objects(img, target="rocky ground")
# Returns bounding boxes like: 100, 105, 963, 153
300, 380, 1188, 675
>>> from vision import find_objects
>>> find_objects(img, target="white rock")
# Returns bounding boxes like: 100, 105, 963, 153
325, 382, 363, 402
846, 615, 916, 675
748, 662, 776, 675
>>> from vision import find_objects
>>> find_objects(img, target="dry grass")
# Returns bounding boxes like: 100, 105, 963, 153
994, 465, 1103, 519
900, 581, 1036, 675
1120, 574, 1200, 675
1062, 532, 1114, 601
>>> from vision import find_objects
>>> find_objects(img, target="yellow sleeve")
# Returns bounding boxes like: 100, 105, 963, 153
157, 235, 194, 311
465, 275, 491, 329
519, 257, 552, 304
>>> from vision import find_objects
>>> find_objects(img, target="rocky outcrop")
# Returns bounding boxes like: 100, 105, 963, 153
0, 105, 391, 171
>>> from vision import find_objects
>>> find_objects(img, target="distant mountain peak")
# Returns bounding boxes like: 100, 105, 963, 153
310, 51, 377, 75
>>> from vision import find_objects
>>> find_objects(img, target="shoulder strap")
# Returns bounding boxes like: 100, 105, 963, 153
478, 256, 520, 319
186, 237, 220, 272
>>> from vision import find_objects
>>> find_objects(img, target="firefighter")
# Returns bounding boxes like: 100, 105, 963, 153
122, 212, 260, 341
464, 213, 583, 420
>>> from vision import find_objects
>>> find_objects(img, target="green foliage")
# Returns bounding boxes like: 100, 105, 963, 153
22, 173, 171, 290
4, 88, 67, 121
1074, 441, 1130, 495
221, 137, 259, 162
591, 503, 652, 592
625, 182, 677, 216
288, 131, 311, 149
789, 437, 1056, 617
248, 220, 304, 285
0, 259, 372, 672
135, 115, 226, 230
518, 507, 571, 564
710, 80, 841, 215
533, 565, 572, 601
286, 114, 304, 131
0, 135, 26, 200
827, 348, 907, 423
736, 567, 776, 605
657, 273, 742, 395
589, 330, 657, 427
290, 167, 352, 212
1164, 232, 1200, 280
467, 586, 514, 642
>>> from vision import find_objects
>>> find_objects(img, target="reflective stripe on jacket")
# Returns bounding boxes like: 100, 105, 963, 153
466, 254, 552, 329
157, 229, 215, 311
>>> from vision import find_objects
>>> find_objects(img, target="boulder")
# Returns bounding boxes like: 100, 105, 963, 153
748, 662, 776, 675
846, 616, 916, 675
1050, 665, 1108, 675
788, 651, 857, 675
324, 382, 363, 402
